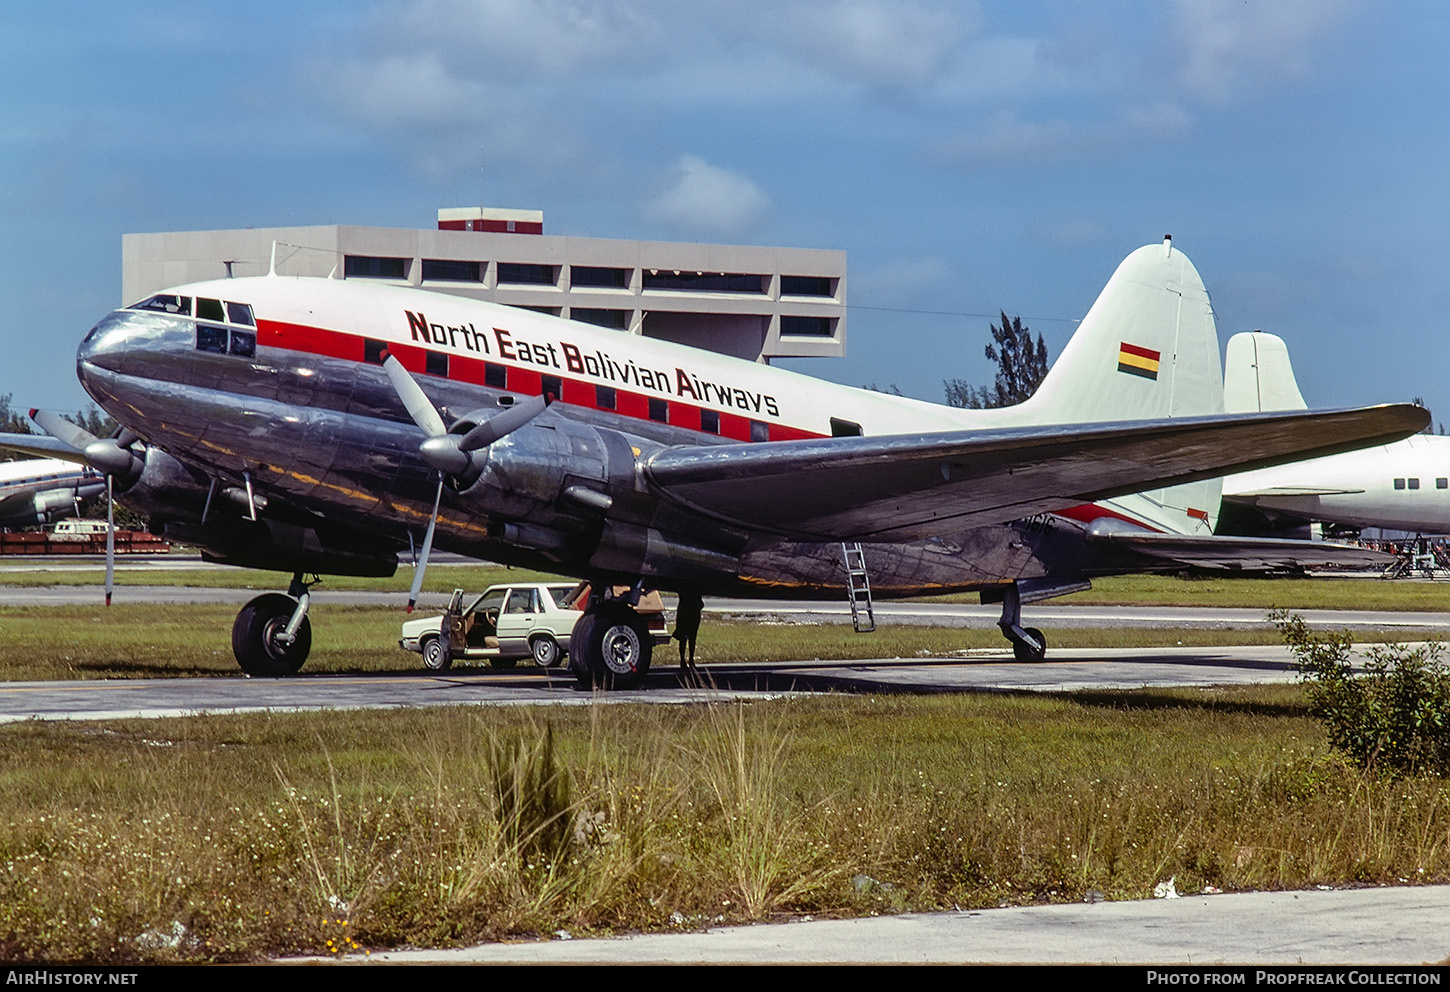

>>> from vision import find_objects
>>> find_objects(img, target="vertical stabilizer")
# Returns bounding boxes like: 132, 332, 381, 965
1015, 237, 1225, 534
1223, 331, 1308, 413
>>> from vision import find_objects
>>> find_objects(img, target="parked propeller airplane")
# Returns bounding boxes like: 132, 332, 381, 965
0, 238, 1426, 688
1222, 331, 1450, 535
0, 458, 104, 528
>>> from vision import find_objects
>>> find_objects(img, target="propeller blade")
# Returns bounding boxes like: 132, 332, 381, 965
383, 355, 448, 438
458, 394, 550, 452
406, 476, 445, 613
30, 409, 99, 452
104, 476, 115, 607
115, 428, 141, 448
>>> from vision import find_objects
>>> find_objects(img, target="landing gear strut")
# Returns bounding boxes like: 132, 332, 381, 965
232, 572, 317, 676
569, 583, 652, 690
996, 582, 1047, 663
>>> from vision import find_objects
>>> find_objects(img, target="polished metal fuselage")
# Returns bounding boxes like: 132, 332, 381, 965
75, 296, 1146, 597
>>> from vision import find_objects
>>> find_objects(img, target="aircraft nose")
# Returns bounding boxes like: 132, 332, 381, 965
76, 310, 136, 378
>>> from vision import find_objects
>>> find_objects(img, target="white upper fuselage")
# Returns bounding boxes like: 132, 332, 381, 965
1224, 433, 1450, 534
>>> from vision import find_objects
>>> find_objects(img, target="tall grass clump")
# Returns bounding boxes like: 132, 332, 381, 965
1273, 610, 1450, 776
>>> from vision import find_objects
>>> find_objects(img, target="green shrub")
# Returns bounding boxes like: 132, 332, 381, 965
1272, 610, 1450, 776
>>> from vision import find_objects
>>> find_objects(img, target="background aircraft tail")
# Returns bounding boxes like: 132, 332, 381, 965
1223, 331, 1309, 413
1014, 236, 1225, 534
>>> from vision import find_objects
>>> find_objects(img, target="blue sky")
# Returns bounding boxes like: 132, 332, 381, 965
4, 1, 1449, 425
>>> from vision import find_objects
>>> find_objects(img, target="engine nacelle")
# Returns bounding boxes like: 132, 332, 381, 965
457, 417, 617, 520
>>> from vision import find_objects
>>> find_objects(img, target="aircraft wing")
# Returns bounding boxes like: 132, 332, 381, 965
1085, 529, 1393, 571
1225, 486, 1366, 498
645, 404, 1426, 542
0, 432, 87, 462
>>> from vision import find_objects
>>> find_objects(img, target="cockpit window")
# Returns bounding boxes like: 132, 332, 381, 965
130, 294, 192, 316
228, 330, 256, 358
197, 324, 228, 354
196, 298, 226, 321
226, 302, 255, 326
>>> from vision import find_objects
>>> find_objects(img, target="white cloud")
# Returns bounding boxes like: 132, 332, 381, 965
767, 0, 975, 93
923, 102, 1191, 170
1168, 0, 1360, 104
642, 155, 770, 238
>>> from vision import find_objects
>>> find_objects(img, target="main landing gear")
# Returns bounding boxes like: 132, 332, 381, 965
232, 572, 318, 677
996, 582, 1047, 663
569, 583, 653, 690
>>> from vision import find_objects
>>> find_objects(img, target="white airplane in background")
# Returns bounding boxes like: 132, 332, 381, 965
1222, 331, 1450, 535
0, 458, 104, 528
0, 237, 1425, 686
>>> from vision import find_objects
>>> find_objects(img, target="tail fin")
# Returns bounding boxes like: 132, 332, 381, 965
1223, 331, 1308, 413
1016, 237, 1224, 535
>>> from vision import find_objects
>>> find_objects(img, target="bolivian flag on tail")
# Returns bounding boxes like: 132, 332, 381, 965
1117, 342, 1161, 380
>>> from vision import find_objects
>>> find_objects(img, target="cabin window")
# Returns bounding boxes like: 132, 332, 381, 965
1394, 478, 1407, 490
750, 420, 769, 442
226, 302, 255, 326
196, 298, 226, 321
541, 374, 562, 402
830, 417, 863, 437
426, 350, 448, 378
648, 398, 669, 423
484, 363, 507, 389
700, 409, 720, 434
595, 385, 617, 410
1438, 478, 1447, 489
363, 339, 388, 365
1409, 477, 1421, 490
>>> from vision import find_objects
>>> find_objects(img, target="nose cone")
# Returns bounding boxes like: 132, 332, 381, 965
77, 310, 135, 382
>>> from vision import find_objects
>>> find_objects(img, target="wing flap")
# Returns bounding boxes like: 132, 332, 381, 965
644, 404, 1426, 542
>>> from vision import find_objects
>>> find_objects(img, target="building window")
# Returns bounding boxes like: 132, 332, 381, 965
422, 259, 482, 282
497, 262, 555, 285
648, 398, 669, 423
782, 315, 834, 336
642, 271, 764, 293
595, 385, 617, 410
700, 409, 720, 434
780, 275, 833, 297
571, 266, 629, 288
571, 308, 629, 330
344, 255, 409, 280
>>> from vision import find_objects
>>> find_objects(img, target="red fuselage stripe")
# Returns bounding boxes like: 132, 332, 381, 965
256, 318, 821, 443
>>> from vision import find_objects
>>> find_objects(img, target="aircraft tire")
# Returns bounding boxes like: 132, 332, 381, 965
1012, 626, 1047, 664
420, 636, 452, 671
569, 603, 652, 690
232, 593, 311, 677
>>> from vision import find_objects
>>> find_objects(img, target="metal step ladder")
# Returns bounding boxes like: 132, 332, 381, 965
841, 542, 876, 633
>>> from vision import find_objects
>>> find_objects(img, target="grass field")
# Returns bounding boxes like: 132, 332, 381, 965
1, 690, 1446, 962
1, 568, 1446, 962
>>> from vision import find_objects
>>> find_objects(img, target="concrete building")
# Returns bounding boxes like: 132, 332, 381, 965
122, 208, 847, 363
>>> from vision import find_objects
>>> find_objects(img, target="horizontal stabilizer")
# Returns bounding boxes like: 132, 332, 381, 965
1087, 528, 1393, 571
0, 432, 93, 463
645, 404, 1428, 542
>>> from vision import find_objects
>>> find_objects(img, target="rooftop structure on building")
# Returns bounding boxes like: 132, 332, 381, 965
122, 208, 847, 363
